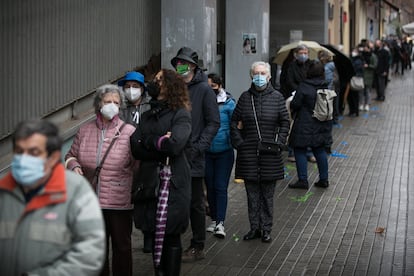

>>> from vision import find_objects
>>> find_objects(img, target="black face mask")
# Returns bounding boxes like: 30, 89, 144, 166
147, 81, 161, 99
213, 88, 219, 95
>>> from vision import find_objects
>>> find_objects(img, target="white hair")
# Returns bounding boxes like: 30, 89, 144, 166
250, 61, 271, 78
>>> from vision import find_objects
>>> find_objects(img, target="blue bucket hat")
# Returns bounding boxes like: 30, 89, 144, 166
118, 71, 145, 87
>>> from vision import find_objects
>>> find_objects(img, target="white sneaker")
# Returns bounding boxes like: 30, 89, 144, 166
206, 221, 216, 233
364, 104, 370, 111
214, 222, 226, 238
359, 105, 364, 111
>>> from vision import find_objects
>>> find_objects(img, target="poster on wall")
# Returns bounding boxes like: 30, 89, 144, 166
242, 33, 257, 55
290, 30, 303, 43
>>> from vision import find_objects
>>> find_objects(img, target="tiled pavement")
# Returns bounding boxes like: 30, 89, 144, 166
132, 68, 414, 275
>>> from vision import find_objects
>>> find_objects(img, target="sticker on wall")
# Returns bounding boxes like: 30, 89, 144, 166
242, 33, 257, 55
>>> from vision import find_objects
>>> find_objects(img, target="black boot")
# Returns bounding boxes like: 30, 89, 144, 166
163, 247, 182, 276
288, 180, 309, 189
315, 179, 329, 188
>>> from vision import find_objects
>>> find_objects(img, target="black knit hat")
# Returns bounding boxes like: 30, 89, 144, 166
171, 47, 199, 67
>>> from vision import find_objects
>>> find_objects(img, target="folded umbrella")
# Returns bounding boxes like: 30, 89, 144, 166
153, 157, 172, 268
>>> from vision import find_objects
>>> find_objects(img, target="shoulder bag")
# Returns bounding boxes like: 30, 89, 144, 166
350, 76, 365, 91
251, 95, 281, 154
91, 123, 126, 188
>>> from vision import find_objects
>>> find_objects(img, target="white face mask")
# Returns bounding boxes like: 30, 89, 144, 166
100, 103, 119, 120
124, 87, 141, 102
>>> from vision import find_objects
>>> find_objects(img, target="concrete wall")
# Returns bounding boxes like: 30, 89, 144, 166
160, 0, 217, 73
225, 0, 270, 99
269, 0, 327, 58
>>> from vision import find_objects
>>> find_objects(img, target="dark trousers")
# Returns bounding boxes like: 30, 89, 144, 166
101, 209, 132, 276
205, 149, 234, 222
190, 177, 205, 249
348, 89, 359, 116
376, 75, 386, 100
244, 180, 276, 232
294, 146, 328, 182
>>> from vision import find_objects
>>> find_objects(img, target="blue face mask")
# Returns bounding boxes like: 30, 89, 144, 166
252, 74, 268, 87
297, 54, 309, 63
11, 154, 46, 186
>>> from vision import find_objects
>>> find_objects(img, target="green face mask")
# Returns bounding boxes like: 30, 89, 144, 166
176, 64, 190, 75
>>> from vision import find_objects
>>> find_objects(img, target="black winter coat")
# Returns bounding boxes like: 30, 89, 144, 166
130, 102, 192, 234
187, 68, 220, 177
375, 48, 390, 75
230, 84, 290, 182
289, 78, 333, 149
285, 60, 312, 96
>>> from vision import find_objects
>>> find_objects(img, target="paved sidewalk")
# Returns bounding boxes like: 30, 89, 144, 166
132, 68, 414, 275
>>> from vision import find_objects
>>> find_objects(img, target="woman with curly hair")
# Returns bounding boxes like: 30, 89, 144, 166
130, 69, 192, 275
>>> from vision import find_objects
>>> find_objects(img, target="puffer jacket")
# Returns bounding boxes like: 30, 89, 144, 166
289, 77, 333, 148
65, 116, 136, 209
208, 90, 236, 153
230, 84, 290, 182
0, 164, 105, 276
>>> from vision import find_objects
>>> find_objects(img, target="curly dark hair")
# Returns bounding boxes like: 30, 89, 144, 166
159, 69, 191, 111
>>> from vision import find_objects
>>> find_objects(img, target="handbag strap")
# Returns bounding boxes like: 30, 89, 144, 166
95, 122, 127, 176
251, 95, 280, 142
251, 95, 262, 141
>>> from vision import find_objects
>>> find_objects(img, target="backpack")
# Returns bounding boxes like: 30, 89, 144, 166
312, 89, 337, 121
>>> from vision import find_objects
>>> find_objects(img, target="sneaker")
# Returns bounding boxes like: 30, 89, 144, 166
364, 104, 370, 111
214, 222, 226, 238
359, 104, 364, 111
206, 221, 216, 233
181, 247, 205, 263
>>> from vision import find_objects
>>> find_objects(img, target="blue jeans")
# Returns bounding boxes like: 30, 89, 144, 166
288, 147, 315, 158
294, 146, 328, 182
205, 149, 235, 223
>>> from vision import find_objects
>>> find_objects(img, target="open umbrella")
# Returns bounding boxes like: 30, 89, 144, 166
274, 40, 335, 65
402, 22, 414, 34
153, 157, 172, 268
321, 44, 355, 115
321, 44, 355, 82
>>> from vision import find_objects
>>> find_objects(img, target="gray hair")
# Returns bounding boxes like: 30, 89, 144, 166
93, 84, 124, 114
295, 44, 309, 53
250, 61, 271, 78
13, 119, 62, 156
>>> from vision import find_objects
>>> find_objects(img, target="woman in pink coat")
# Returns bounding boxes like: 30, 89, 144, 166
65, 84, 137, 276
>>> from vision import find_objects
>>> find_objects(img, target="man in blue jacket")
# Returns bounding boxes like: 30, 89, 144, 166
171, 47, 220, 262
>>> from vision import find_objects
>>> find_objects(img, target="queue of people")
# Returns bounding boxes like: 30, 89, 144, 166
2, 38, 409, 275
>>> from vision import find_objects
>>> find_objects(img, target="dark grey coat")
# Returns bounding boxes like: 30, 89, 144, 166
230, 84, 290, 182
120, 94, 152, 127
187, 68, 220, 177
289, 78, 333, 149
130, 103, 192, 234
